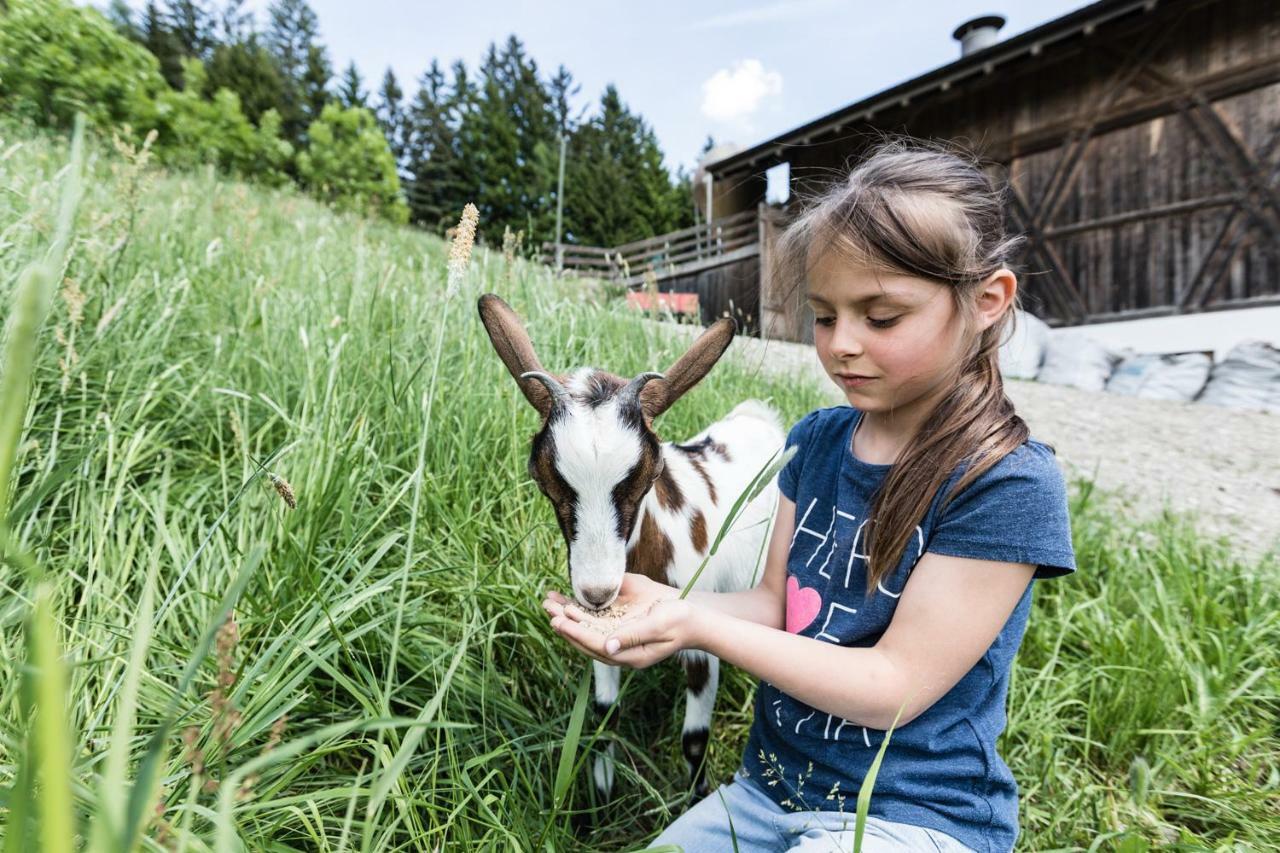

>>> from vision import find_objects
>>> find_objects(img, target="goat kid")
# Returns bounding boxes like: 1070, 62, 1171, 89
477, 293, 784, 799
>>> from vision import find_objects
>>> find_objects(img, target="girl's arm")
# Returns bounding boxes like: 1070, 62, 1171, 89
553, 550, 1035, 730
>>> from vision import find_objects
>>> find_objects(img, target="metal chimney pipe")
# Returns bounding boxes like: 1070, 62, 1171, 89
952, 15, 1006, 57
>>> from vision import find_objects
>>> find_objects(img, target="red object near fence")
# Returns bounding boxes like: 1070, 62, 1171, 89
625, 291, 699, 316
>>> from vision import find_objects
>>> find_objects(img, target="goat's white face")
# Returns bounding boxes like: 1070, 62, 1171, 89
477, 293, 735, 611
527, 371, 664, 609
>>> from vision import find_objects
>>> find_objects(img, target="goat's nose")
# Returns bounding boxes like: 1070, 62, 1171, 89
579, 585, 616, 609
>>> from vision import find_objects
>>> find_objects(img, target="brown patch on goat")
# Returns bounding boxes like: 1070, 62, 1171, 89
626, 512, 672, 585
611, 438, 663, 540
654, 463, 684, 513
686, 456, 716, 505
689, 510, 708, 554
709, 440, 731, 462
529, 427, 578, 542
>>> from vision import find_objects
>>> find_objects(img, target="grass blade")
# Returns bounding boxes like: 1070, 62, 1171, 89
552, 667, 593, 811
853, 701, 908, 853
90, 559, 159, 851
30, 582, 75, 853
122, 544, 268, 845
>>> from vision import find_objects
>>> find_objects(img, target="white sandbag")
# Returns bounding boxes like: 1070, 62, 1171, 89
1037, 332, 1121, 392
1105, 352, 1213, 402
998, 308, 1050, 380
1196, 340, 1280, 413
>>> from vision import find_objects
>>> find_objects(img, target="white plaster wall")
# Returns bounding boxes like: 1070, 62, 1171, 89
1052, 306, 1280, 360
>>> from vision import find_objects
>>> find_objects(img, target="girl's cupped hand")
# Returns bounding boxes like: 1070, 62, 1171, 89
541, 572, 699, 669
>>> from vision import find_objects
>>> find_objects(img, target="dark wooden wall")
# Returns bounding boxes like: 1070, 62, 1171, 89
658, 255, 761, 335
741, 0, 1280, 333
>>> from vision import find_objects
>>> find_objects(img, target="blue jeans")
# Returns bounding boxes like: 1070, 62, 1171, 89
646, 768, 975, 853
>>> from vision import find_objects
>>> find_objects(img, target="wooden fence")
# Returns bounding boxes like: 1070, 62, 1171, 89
541, 209, 759, 286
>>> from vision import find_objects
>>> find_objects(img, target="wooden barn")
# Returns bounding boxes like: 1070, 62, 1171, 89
548, 0, 1280, 344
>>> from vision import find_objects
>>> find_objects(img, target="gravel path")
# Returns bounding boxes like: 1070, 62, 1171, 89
660, 322, 1280, 564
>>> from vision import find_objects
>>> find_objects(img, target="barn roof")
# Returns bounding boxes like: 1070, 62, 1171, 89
705, 0, 1163, 177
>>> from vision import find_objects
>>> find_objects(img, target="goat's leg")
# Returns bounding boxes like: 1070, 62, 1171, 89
678, 649, 719, 800
591, 659, 621, 799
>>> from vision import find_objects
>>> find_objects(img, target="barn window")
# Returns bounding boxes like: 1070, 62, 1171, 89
766, 161, 791, 205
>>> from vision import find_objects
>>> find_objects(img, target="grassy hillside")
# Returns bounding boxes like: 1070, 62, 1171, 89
1, 121, 1276, 851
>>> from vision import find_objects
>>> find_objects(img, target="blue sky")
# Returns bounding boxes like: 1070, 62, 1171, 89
122, 1, 1088, 175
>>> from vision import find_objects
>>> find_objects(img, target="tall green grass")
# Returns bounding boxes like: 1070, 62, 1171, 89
0, 120, 1276, 851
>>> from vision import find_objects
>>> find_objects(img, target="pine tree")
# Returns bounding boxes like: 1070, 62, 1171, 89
546, 64, 582, 255
302, 43, 333, 127
457, 36, 559, 246
105, 0, 141, 41
337, 61, 366, 109
140, 1, 185, 89
546, 64, 583, 137
265, 0, 327, 144
563, 84, 689, 247
205, 33, 288, 126
404, 59, 467, 233
217, 0, 253, 44
375, 67, 406, 167
165, 1, 215, 61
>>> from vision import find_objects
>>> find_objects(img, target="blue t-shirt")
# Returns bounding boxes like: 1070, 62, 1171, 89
741, 405, 1076, 853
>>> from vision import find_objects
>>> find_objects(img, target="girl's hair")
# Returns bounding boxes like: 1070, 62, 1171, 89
772, 135, 1031, 592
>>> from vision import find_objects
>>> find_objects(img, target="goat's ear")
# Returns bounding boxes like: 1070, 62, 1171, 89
477, 293, 554, 419
639, 317, 737, 420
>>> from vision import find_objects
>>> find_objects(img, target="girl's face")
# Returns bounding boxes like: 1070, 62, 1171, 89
805, 248, 971, 417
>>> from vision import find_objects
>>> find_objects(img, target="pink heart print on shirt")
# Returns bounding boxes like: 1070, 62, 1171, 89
786, 575, 822, 634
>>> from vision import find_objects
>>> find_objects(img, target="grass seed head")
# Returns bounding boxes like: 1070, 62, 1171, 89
209, 614, 243, 753
61, 277, 85, 327
268, 472, 296, 509
446, 203, 480, 297
182, 726, 206, 780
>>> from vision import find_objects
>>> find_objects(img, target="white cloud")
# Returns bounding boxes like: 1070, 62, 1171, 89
700, 59, 783, 124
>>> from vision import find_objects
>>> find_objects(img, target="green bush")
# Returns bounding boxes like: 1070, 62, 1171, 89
297, 102, 409, 224
140, 59, 293, 186
0, 0, 164, 130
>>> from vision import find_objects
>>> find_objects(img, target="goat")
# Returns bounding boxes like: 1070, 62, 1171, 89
477, 292, 785, 799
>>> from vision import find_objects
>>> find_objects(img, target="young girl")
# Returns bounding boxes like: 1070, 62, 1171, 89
542, 138, 1076, 853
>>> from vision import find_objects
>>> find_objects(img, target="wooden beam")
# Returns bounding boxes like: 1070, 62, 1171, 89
620, 244, 760, 287
1126, 62, 1280, 248
1177, 212, 1250, 310
609, 209, 755, 256
992, 55, 1280, 163
1033, 9, 1188, 229
1056, 292, 1280, 325
1007, 184, 1089, 322
1042, 193, 1239, 237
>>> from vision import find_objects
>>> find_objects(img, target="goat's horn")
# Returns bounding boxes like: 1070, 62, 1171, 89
618, 371, 666, 409
519, 371, 571, 410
